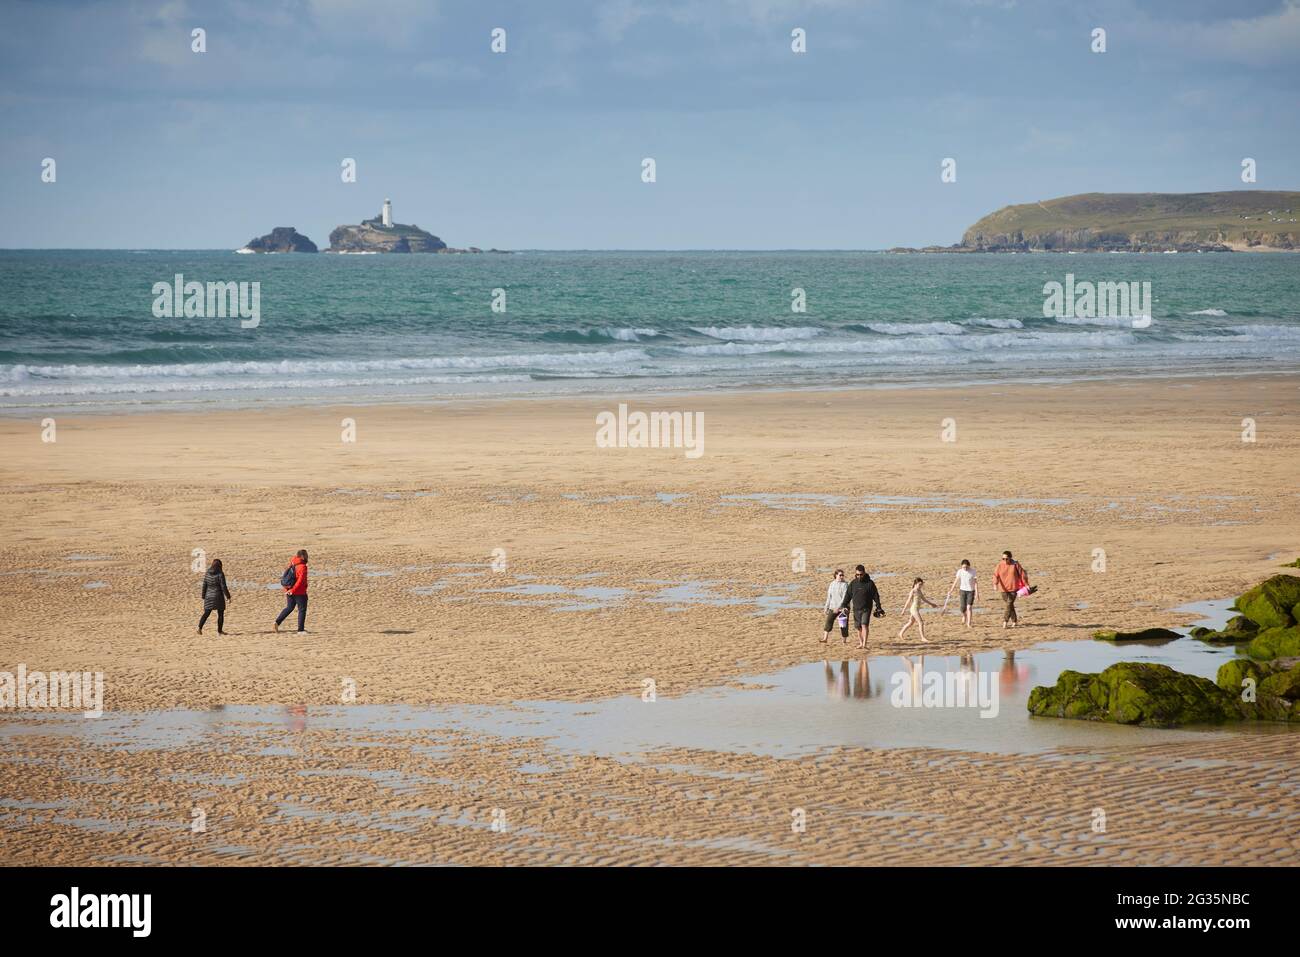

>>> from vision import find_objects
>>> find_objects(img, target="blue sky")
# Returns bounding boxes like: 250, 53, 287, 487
2, 0, 1298, 249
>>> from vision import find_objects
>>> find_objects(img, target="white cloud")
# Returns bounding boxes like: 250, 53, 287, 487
596, 0, 651, 42
1142, 0, 1300, 64
137, 1, 194, 68
306, 0, 441, 48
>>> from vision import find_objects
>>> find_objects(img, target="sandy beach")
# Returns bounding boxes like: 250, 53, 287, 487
2, 373, 1299, 865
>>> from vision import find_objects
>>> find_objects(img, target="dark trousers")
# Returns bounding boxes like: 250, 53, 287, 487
823, 610, 848, 637
276, 594, 308, 631
1001, 591, 1018, 623
198, 608, 224, 631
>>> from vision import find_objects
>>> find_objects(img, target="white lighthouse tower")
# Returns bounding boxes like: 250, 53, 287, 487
381, 198, 393, 228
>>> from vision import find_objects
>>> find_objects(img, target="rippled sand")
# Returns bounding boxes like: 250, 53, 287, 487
2, 374, 1298, 864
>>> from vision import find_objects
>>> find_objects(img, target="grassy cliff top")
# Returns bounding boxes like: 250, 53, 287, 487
965, 191, 1300, 240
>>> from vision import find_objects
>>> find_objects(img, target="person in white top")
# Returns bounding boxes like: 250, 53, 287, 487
819, 569, 849, 644
944, 559, 979, 629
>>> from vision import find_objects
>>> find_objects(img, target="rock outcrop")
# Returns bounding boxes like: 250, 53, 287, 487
1029, 572, 1300, 726
1234, 574, 1300, 629
1228, 574, 1300, 659
1247, 625, 1300, 660
1082, 574, 1300, 655
327, 215, 447, 254
1027, 659, 1300, 727
1092, 628, 1182, 643
327, 223, 444, 254
1190, 615, 1258, 644
239, 226, 318, 253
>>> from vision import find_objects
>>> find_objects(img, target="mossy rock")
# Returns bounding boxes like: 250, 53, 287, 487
1225, 615, 1260, 636
1092, 627, 1182, 643
1258, 664, 1300, 702
1027, 670, 1112, 720
1233, 574, 1300, 629
1215, 657, 1273, 693
1245, 624, 1300, 660
1253, 694, 1296, 722
1280, 557, 1300, 568
1027, 662, 1247, 727
1192, 616, 1259, 643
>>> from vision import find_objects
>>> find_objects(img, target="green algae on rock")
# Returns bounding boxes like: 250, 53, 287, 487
1233, 575, 1300, 630
1246, 624, 1300, 660
1190, 615, 1259, 643
1027, 659, 1300, 727
1092, 627, 1182, 643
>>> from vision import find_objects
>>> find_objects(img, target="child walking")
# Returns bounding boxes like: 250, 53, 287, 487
898, 577, 939, 643
944, 559, 979, 629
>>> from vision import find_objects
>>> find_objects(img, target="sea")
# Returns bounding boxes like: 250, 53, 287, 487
0, 249, 1297, 413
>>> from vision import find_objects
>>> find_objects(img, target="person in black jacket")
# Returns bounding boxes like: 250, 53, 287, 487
839, 564, 885, 650
199, 558, 232, 635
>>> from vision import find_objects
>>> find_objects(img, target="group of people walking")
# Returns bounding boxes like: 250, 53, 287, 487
198, 550, 311, 635
820, 551, 1034, 647
198, 546, 1032, 644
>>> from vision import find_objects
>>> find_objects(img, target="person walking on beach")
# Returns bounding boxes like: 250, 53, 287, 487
274, 549, 309, 633
898, 577, 939, 643
820, 568, 850, 644
994, 550, 1033, 629
838, 565, 885, 650
944, 559, 979, 629
198, 558, 232, 635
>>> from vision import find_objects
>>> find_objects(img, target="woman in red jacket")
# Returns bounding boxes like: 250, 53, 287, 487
274, 549, 310, 633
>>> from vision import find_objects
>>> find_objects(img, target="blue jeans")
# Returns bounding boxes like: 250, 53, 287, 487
276, 594, 308, 631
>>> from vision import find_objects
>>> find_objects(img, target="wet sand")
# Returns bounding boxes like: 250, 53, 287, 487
2, 373, 1299, 864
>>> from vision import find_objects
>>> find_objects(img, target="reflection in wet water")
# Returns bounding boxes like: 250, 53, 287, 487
3, 598, 1292, 765
825, 659, 881, 699
8, 637, 1289, 766
285, 704, 308, 733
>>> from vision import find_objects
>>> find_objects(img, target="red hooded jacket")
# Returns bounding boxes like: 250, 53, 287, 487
285, 555, 308, 595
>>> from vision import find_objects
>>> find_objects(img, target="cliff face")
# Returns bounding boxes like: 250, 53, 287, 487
958, 191, 1300, 252
327, 221, 447, 253
241, 226, 318, 252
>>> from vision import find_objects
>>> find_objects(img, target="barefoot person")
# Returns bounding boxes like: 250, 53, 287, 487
274, 549, 310, 633
838, 565, 885, 650
198, 558, 231, 636
944, 559, 979, 629
994, 550, 1033, 629
898, 577, 938, 643
819, 569, 849, 644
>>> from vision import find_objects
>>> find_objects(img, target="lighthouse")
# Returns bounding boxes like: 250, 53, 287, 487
381, 198, 393, 228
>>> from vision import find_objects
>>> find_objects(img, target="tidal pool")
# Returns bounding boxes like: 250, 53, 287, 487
2, 599, 1290, 762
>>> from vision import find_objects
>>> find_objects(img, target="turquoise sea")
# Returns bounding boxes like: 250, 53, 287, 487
0, 250, 1297, 412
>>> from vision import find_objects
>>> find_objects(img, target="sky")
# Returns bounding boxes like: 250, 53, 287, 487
1, 0, 1298, 249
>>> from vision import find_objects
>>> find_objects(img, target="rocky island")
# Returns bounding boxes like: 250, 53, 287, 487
238, 226, 318, 253
326, 199, 506, 254
890, 190, 1300, 254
